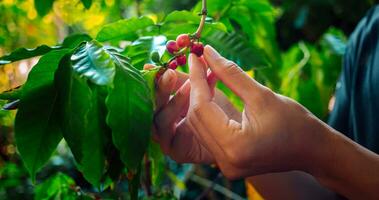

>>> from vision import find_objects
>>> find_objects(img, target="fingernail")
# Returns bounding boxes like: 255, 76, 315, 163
160, 69, 174, 85
204, 45, 221, 59
182, 80, 191, 93
189, 53, 198, 69
189, 53, 196, 63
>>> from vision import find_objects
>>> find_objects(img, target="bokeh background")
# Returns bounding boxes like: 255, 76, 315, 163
0, 0, 377, 199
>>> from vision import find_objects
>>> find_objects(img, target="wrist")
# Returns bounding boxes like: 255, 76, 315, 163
291, 114, 336, 175
302, 120, 379, 199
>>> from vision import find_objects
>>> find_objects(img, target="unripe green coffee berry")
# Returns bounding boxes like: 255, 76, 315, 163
150, 51, 160, 63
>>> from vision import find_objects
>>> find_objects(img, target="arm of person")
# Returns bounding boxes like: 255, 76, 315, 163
186, 46, 379, 199
149, 45, 379, 199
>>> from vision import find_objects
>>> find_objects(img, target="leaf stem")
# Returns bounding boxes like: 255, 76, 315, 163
193, 0, 207, 39
164, 47, 189, 67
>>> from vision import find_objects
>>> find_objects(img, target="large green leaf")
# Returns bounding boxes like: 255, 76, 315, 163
15, 50, 70, 180
0, 34, 90, 66
0, 86, 22, 101
124, 37, 165, 70
240, 0, 275, 13
71, 41, 116, 85
55, 56, 106, 186
141, 67, 161, 109
164, 10, 200, 23
203, 31, 270, 70
96, 17, 154, 42
0, 45, 59, 65
193, 0, 232, 17
148, 142, 165, 186
61, 34, 92, 49
106, 64, 153, 171
322, 28, 347, 55
161, 11, 227, 39
34, 0, 55, 17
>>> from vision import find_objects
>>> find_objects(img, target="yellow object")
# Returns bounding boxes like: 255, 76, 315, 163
246, 181, 264, 200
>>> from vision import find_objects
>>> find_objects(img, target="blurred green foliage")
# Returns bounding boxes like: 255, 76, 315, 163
0, 0, 376, 199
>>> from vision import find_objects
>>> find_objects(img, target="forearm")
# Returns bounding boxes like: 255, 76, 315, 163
307, 123, 379, 199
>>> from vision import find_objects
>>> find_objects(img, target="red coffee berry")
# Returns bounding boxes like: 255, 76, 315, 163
176, 34, 191, 48
166, 40, 179, 55
176, 55, 187, 66
191, 42, 204, 57
168, 60, 178, 70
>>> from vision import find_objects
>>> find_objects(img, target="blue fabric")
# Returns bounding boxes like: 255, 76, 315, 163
328, 5, 379, 153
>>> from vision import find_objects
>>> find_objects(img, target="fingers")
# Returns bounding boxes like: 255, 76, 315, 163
207, 71, 217, 97
143, 64, 155, 70
156, 81, 191, 129
156, 69, 177, 110
189, 54, 213, 104
188, 54, 240, 152
175, 70, 189, 90
203, 45, 269, 104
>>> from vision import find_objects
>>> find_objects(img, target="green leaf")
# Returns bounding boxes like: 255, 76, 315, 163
0, 45, 59, 65
35, 173, 78, 200
203, 31, 270, 70
55, 56, 106, 186
80, 0, 92, 9
61, 34, 92, 49
96, 17, 154, 42
71, 41, 117, 85
124, 37, 157, 70
240, 0, 275, 13
148, 142, 165, 186
193, 0, 232, 17
141, 67, 161, 109
321, 28, 347, 55
161, 11, 227, 39
0, 34, 91, 66
106, 64, 153, 171
164, 10, 200, 23
15, 50, 70, 180
2, 99, 19, 110
34, 0, 55, 17
0, 86, 22, 101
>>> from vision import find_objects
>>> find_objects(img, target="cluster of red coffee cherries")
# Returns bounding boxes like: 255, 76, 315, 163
165, 34, 204, 70
151, 34, 204, 71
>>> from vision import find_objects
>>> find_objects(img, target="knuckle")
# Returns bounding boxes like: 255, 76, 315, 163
248, 86, 276, 108
188, 103, 205, 118
260, 87, 276, 102
219, 60, 242, 75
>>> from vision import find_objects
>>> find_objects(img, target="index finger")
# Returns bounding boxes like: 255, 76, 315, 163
189, 54, 212, 104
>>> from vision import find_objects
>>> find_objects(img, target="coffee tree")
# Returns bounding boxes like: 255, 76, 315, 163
0, 0, 346, 199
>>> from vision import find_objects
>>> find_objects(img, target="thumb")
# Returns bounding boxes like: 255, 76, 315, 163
203, 45, 269, 104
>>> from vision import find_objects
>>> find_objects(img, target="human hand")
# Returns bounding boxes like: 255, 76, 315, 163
145, 59, 240, 164
185, 45, 332, 179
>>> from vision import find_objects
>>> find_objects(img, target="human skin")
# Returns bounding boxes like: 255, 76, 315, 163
147, 45, 379, 199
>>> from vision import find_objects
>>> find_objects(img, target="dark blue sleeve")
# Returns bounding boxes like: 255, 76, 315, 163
328, 5, 379, 152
